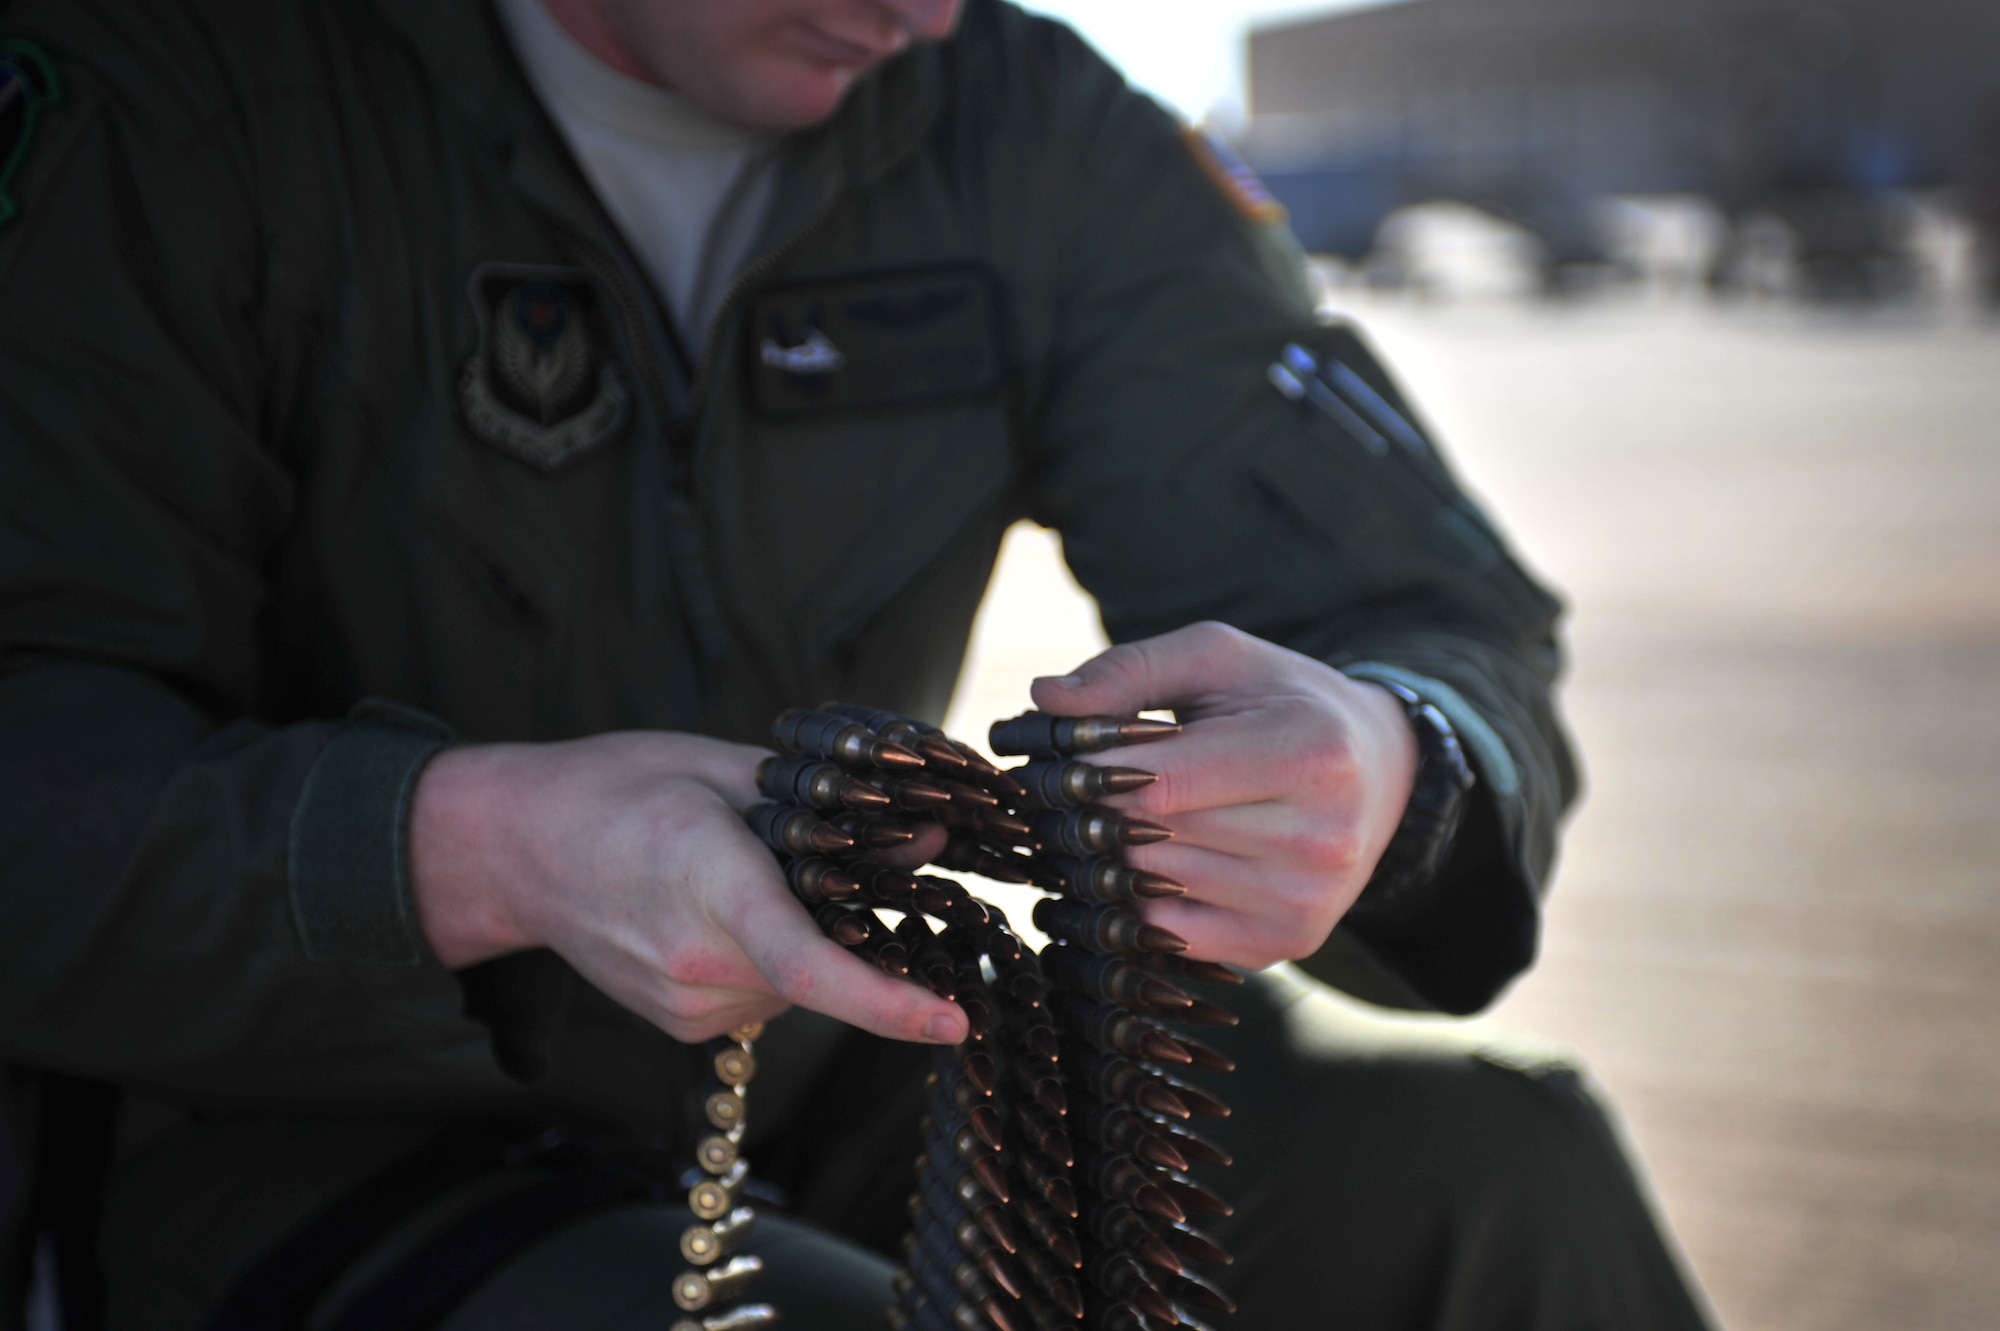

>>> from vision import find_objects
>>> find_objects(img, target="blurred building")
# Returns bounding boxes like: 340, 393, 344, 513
1241, 0, 2000, 297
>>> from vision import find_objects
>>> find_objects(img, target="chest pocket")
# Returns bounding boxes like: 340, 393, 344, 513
745, 265, 1005, 418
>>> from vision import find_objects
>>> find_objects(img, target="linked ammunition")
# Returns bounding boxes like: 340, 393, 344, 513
1086, 1250, 1178, 1324
988, 712, 1181, 757
1167, 1030, 1236, 1074
1160, 1169, 1233, 1217
757, 753, 893, 811
1127, 952, 1245, 986
1051, 994, 1192, 1067
1075, 1105, 1190, 1173
1011, 1190, 1082, 1268
689, 1159, 749, 1220
1090, 1203, 1183, 1274
669, 1304, 778, 1331
819, 703, 968, 771
865, 774, 957, 813
713, 1045, 756, 1084
694, 1133, 739, 1174
1011, 757, 1158, 809
1039, 853, 1184, 904
1042, 945, 1192, 1012
1082, 1151, 1185, 1224
856, 865, 923, 912
1151, 1119, 1231, 1169
672, 1254, 763, 1312
1078, 1053, 1192, 1121
934, 835, 1035, 883
1032, 899, 1186, 957
747, 802, 854, 856
772, 708, 924, 770
704, 1087, 747, 1131
812, 902, 872, 948
1025, 806, 1171, 857
1150, 1218, 1232, 1267
1017, 1149, 1078, 1218
786, 856, 858, 905
1014, 1100, 1074, 1167
1159, 1266, 1237, 1318
827, 810, 921, 849
680, 1206, 756, 1265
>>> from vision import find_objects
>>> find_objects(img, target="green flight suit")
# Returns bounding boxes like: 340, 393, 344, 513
0, 0, 1707, 1326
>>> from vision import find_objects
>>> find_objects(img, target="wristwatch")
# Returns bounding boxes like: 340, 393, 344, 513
1349, 681, 1477, 924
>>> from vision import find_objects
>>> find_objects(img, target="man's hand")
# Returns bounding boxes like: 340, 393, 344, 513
1030, 622, 1419, 970
407, 732, 967, 1046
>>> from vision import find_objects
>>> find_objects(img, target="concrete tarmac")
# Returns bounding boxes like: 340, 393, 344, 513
942, 293, 2000, 1331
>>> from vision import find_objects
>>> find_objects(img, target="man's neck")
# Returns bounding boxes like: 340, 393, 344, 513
537, 0, 656, 84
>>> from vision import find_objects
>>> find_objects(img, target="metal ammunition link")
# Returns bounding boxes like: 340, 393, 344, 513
746, 704, 1237, 1330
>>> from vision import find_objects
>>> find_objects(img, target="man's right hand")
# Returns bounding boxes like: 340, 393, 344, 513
407, 733, 968, 1046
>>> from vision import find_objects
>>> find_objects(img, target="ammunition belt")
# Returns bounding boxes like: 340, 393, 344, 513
728, 703, 1240, 1331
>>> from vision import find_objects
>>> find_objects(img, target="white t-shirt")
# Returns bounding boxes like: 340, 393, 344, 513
497, 0, 783, 352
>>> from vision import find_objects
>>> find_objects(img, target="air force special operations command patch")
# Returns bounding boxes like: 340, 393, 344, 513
459, 265, 631, 471
0, 40, 62, 230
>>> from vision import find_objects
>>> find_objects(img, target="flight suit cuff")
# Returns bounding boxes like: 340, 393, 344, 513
288, 700, 455, 966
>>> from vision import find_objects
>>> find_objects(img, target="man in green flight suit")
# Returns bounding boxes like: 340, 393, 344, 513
0, 0, 1713, 1327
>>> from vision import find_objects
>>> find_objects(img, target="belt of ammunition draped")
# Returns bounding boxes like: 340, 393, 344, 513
729, 703, 1240, 1331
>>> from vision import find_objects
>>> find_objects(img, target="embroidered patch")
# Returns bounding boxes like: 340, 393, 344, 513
0, 40, 63, 229
458, 265, 631, 471
1182, 127, 1286, 225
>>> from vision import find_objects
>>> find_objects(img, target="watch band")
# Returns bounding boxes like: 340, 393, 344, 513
1348, 680, 1477, 926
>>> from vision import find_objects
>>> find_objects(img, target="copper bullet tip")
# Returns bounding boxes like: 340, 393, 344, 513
873, 944, 910, 978
872, 740, 926, 769
1138, 1031, 1193, 1066
1132, 870, 1185, 899
841, 781, 893, 810
1137, 1235, 1183, 1274
895, 779, 954, 809
916, 736, 968, 769
1051, 1235, 1084, 1273
830, 917, 870, 947
1117, 818, 1174, 847
978, 1253, 1024, 1301
820, 870, 861, 901
1136, 1136, 1191, 1173
1131, 1284, 1178, 1326
1138, 976, 1193, 1010
1181, 997, 1239, 1028
1033, 1078, 1068, 1116
808, 824, 857, 853
1117, 718, 1182, 744
969, 1105, 1005, 1150
1133, 1183, 1186, 1224
947, 781, 1000, 809
861, 823, 918, 847
963, 1052, 998, 1095
1137, 923, 1189, 955
1098, 766, 1158, 795
1137, 1085, 1191, 1121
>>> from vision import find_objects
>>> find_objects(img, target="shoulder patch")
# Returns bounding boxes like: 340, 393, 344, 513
1181, 127, 1286, 226
0, 40, 62, 229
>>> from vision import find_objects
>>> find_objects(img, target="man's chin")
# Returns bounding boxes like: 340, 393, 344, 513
740, 65, 860, 132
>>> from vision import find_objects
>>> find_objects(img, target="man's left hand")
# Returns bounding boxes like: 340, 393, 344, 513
1029, 621, 1419, 970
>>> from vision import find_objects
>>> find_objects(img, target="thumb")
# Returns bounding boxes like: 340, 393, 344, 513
1030, 621, 1267, 717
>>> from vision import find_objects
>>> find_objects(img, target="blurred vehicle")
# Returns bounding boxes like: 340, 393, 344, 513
1241, 0, 2000, 301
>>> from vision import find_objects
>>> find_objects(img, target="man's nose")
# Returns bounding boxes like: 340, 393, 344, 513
878, 0, 960, 41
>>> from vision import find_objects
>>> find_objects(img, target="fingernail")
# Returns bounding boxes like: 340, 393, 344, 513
924, 1012, 967, 1044
1039, 674, 1084, 689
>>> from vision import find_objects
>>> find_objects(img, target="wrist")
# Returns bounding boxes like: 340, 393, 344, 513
1347, 681, 1476, 927
408, 743, 541, 968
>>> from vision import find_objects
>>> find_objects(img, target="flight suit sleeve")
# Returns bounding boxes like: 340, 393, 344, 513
0, 21, 509, 1104
1016, 38, 1579, 1014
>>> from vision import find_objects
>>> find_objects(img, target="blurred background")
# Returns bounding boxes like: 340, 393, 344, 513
956, 2, 2000, 1328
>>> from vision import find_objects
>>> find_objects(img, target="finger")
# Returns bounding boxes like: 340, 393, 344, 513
1030, 621, 1279, 718
723, 887, 967, 1045
1081, 710, 1362, 818
1130, 895, 1324, 972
